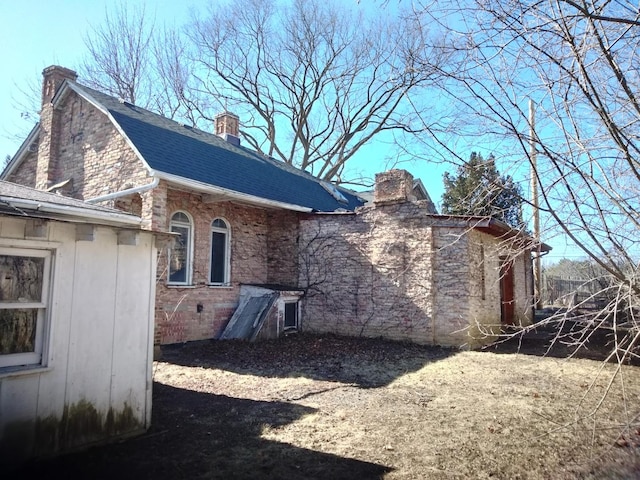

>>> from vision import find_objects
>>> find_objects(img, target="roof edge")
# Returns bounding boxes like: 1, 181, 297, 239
0, 196, 143, 228
154, 171, 313, 213
2, 123, 41, 180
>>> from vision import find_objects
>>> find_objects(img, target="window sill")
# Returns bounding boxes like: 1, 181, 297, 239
0, 364, 52, 379
208, 284, 233, 289
166, 284, 197, 289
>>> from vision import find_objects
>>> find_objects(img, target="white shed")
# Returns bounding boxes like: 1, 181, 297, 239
0, 182, 158, 466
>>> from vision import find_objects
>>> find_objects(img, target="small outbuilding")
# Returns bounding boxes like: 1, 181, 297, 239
0, 181, 158, 466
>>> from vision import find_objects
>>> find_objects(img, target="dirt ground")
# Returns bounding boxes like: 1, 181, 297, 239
14, 333, 640, 479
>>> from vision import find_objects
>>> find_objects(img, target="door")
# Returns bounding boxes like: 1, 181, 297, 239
500, 258, 515, 325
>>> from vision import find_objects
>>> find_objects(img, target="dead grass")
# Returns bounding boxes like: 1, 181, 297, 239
15, 334, 640, 479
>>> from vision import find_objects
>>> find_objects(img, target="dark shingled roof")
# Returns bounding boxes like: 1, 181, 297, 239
74, 84, 364, 212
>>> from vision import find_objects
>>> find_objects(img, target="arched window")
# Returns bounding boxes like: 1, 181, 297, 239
210, 218, 230, 285
168, 211, 193, 284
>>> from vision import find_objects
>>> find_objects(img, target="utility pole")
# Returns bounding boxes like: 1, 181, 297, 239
529, 99, 542, 310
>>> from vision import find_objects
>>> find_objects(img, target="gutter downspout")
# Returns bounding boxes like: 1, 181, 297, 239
86, 176, 160, 204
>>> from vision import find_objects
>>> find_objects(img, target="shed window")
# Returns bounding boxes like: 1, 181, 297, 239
210, 218, 230, 285
0, 248, 52, 370
169, 211, 193, 284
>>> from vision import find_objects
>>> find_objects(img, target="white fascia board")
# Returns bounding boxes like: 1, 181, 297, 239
2, 197, 143, 227
153, 171, 313, 213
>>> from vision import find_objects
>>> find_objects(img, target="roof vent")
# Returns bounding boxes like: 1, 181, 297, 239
224, 134, 241, 147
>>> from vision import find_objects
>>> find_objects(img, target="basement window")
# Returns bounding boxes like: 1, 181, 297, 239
284, 302, 299, 331
0, 248, 52, 370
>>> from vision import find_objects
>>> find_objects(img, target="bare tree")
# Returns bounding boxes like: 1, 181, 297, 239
410, 0, 640, 446
81, 3, 156, 106
183, 0, 448, 183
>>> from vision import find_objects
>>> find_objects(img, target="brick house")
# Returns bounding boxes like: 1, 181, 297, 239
3, 66, 548, 349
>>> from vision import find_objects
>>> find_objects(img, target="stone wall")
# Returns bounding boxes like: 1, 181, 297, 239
9, 89, 152, 201
466, 230, 503, 344
300, 202, 435, 344
7, 150, 37, 187
300, 201, 534, 348
512, 249, 534, 325
266, 210, 299, 286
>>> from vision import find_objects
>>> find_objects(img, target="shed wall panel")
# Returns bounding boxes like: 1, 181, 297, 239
110, 237, 155, 426
65, 230, 118, 411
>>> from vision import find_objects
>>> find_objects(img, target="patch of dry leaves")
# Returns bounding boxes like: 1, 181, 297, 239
152, 334, 640, 479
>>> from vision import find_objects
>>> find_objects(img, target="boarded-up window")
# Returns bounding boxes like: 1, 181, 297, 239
0, 249, 51, 369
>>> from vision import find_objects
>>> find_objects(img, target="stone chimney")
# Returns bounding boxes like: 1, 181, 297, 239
214, 111, 240, 146
36, 66, 78, 190
374, 169, 415, 205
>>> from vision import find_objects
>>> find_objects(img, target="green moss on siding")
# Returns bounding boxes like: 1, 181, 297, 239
1, 400, 144, 461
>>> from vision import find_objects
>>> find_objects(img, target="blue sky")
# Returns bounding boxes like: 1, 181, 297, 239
0, 0, 207, 159
0, 0, 581, 262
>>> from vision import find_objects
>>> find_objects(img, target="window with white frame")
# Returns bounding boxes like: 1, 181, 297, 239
168, 211, 193, 284
210, 218, 230, 285
0, 248, 52, 370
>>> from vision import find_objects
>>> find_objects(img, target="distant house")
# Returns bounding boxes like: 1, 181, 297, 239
3, 65, 549, 352
0, 181, 158, 465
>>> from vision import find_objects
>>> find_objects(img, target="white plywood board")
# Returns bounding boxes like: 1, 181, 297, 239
109, 234, 155, 425
64, 227, 118, 416
34, 222, 78, 420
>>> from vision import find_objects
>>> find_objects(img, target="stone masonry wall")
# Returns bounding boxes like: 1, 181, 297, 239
466, 230, 503, 345
266, 210, 299, 286
300, 201, 532, 348
431, 227, 473, 346
512, 250, 534, 325
300, 201, 435, 344
53, 93, 152, 199
6, 150, 37, 187
9, 89, 153, 202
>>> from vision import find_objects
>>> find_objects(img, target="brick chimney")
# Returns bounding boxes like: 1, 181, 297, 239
374, 169, 415, 205
214, 111, 240, 146
36, 66, 78, 190
41, 65, 77, 107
